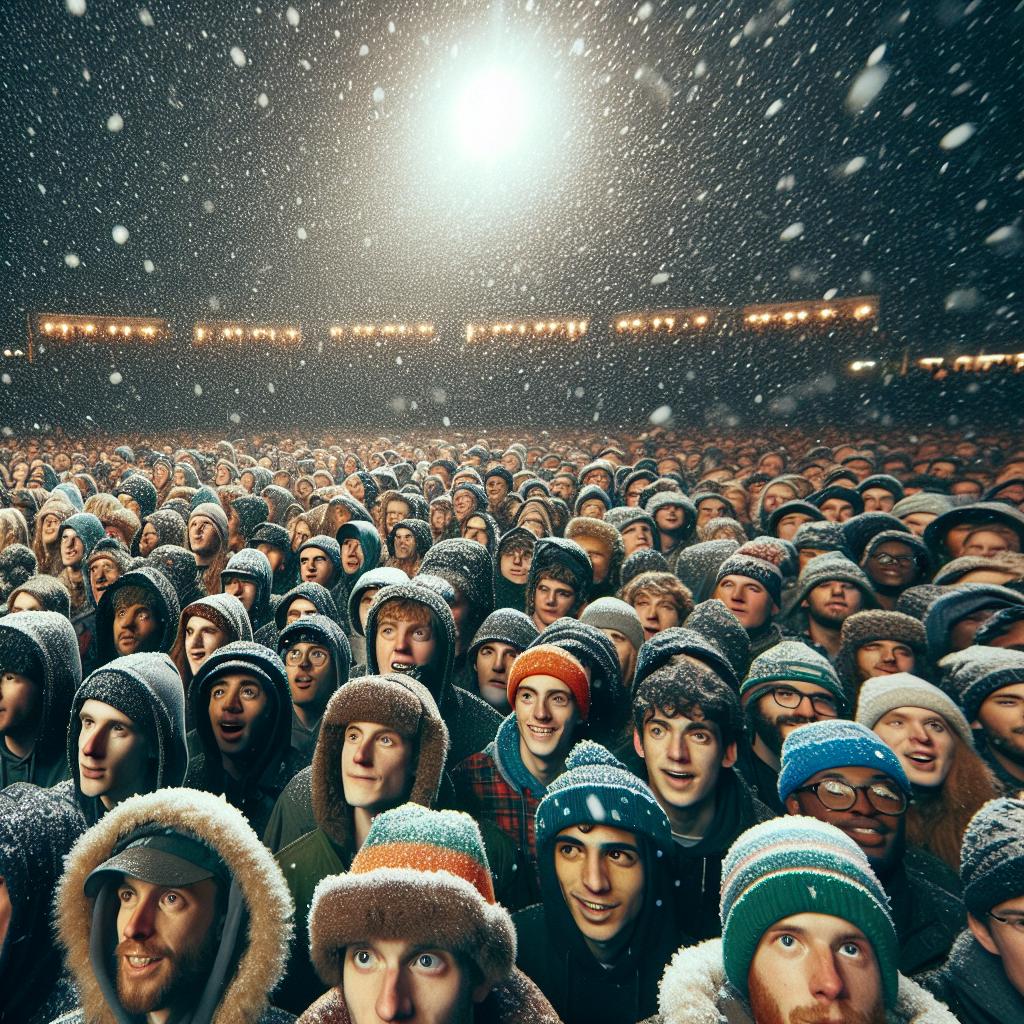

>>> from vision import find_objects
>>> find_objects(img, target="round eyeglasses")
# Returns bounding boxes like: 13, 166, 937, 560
796, 778, 907, 815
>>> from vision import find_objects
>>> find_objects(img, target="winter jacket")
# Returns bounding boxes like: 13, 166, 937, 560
0, 611, 81, 788
643, 937, 960, 1024
93, 565, 181, 667
0, 783, 86, 1024
52, 788, 295, 1024
920, 929, 1024, 1024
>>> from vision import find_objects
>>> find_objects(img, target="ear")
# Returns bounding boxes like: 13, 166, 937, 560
967, 912, 1001, 957
632, 727, 646, 760
472, 978, 494, 1004
784, 794, 802, 816
721, 741, 738, 770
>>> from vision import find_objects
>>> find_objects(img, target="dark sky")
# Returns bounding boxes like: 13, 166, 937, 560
3, 0, 1022, 344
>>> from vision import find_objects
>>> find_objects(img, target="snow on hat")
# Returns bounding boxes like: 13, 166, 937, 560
834, 610, 927, 696
308, 804, 515, 990
939, 645, 1024, 723
507, 643, 591, 720
535, 740, 671, 852
740, 640, 846, 710
777, 720, 911, 804
791, 519, 850, 555
766, 500, 824, 536
924, 584, 1024, 663
790, 553, 877, 609
856, 672, 974, 748
188, 502, 229, 545
975, 604, 1024, 645
715, 554, 783, 608
580, 597, 644, 653
960, 798, 1024, 916
891, 492, 953, 521
620, 547, 670, 587
719, 817, 898, 1008
645, 490, 697, 529
857, 474, 905, 501
808, 486, 865, 516
467, 608, 539, 662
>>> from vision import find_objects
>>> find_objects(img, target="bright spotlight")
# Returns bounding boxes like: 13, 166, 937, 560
454, 68, 528, 159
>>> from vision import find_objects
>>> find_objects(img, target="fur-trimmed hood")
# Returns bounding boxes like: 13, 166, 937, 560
55, 787, 293, 1024
653, 938, 960, 1024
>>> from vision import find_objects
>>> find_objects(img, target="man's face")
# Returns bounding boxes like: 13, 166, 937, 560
184, 616, 226, 676
775, 513, 812, 541
341, 538, 365, 575
748, 912, 885, 1024
620, 522, 654, 556
462, 515, 490, 548
375, 611, 437, 674
747, 681, 840, 756
285, 596, 319, 624
452, 491, 475, 519
713, 575, 774, 631
499, 545, 531, 584
950, 608, 999, 652
804, 581, 863, 629
208, 672, 271, 759
89, 557, 122, 605
861, 488, 895, 513
602, 629, 637, 686
583, 469, 612, 492
654, 504, 685, 534
215, 464, 232, 486
819, 498, 856, 523
987, 621, 1024, 651
515, 674, 580, 767
634, 707, 735, 814
578, 499, 607, 520
963, 529, 1013, 558
623, 480, 648, 507
188, 517, 221, 558
256, 543, 285, 573
632, 590, 681, 640
532, 577, 576, 627
854, 640, 915, 681
114, 602, 159, 655
872, 706, 956, 787
474, 641, 518, 710
341, 720, 415, 812
0, 670, 40, 745
864, 542, 920, 590
969, 895, 1024, 998
485, 477, 508, 504
760, 484, 794, 517
575, 536, 611, 584
785, 765, 905, 869
115, 876, 219, 1019
758, 454, 785, 477
550, 477, 574, 502
285, 642, 334, 710
300, 546, 335, 586
222, 576, 257, 612
975, 682, 1024, 767
60, 528, 86, 569
139, 523, 160, 557
554, 823, 646, 951
392, 528, 417, 560
78, 698, 150, 806
342, 939, 482, 1024
696, 498, 730, 527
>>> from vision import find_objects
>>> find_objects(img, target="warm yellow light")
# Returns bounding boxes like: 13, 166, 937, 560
695, 314, 708, 326
797, 310, 808, 320
821, 308, 834, 318
85, 323, 95, 333
783, 311, 795, 322
579, 321, 588, 333
109, 325, 119, 335
854, 305, 873, 318
761, 313, 772, 323
632, 318, 642, 329
43, 322, 54, 332
651, 317, 661, 329
664, 317, 675, 329
617, 320, 628, 331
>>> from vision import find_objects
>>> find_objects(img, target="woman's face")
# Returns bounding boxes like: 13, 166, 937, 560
291, 520, 312, 551
152, 464, 169, 489
41, 513, 62, 544
344, 456, 358, 476
12, 462, 29, 485
345, 475, 365, 501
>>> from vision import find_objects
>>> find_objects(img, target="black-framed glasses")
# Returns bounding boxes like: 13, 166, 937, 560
988, 911, 1024, 935
796, 779, 907, 815
872, 552, 916, 568
769, 686, 840, 718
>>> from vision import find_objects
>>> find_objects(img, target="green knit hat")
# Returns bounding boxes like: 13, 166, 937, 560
740, 640, 847, 712
720, 816, 898, 1008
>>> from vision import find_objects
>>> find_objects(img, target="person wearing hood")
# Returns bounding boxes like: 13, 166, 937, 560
185, 641, 304, 836
53, 787, 293, 1024
513, 740, 681, 1024
271, 673, 449, 1012
924, 502, 1024, 565
188, 501, 231, 597
564, 517, 624, 602
524, 537, 593, 633
0, 542, 39, 610
221, 547, 276, 644
298, 803, 559, 1024
57, 512, 108, 658
484, 465, 521, 533
922, 798, 1024, 1024
646, 492, 697, 571
0, 609, 81, 787
494, 526, 535, 613
580, 597, 644, 689
169, 592, 253, 697
114, 474, 158, 521
57, 652, 188, 827
31, 494, 74, 577
345, 566, 409, 672
834, 609, 929, 704
86, 536, 133, 608
297, 535, 346, 618
227, 494, 270, 554
384, 516, 432, 576
647, 816, 959, 1024
461, 509, 501, 558
94, 565, 180, 669
251, 520, 299, 595
6, 572, 72, 617
337, 519, 382, 596
277, 613, 351, 764
515, 495, 556, 538
464, 607, 540, 712
0, 782, 87, 1024
780, 720, 965, 975
711, 553, 786, 658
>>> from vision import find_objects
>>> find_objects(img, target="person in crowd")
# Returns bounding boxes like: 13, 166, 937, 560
712, 553, 786, 657
779, 720, 965, 974
860, 529, 934, 609
524, 537, 593, 632
187, 501, 231, 595
345, 565, 409, 670
221, 546, 276, 643
94, 565, 181, 667
834, 609, 928, 702
300, 804, 558, 1024
53, 788, 293, 1024
384, 516, 431, 575
620, 570, 694, 643
580, 596, 644, 689
86, 536, 132, 607
649, 816, 958, 1024
493, 526, 535, 612
646, 492, 697, 570
169, 592, 253, 694
464, 607, 539, 712
924, 584, 1024, 665
5, 571, 72, 617
564, 517, 624, 601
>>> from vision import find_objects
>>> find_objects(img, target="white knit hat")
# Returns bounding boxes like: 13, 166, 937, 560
855, 672, 974, 748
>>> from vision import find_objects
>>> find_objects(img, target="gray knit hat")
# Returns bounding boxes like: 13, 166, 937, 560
891, 492, 953, 520
790, 552, 877, 609
580, 597, 645, 653
960, 798, 1024, 917
856, 672, 974, 748
715, 554, 784, 609
188, 502, 229, 545
466, 608, 540, 663
939, 646, 1024, 722
792, 520, 850, 555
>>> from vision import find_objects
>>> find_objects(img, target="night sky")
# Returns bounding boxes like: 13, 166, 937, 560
3, 0, 1022, 345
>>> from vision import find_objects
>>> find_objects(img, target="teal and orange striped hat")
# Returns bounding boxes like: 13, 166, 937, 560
308, 804, 516, 990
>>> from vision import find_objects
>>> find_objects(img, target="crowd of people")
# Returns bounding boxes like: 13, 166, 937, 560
1, 424, 1023, 1024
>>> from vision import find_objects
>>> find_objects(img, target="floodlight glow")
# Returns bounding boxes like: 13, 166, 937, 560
454, 68, 528, 158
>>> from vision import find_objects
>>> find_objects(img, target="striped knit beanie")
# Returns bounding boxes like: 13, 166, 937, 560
740, 640, 846, 711
507, 643, 591, 720
720, 816, 898, 1008
307, 804, 515, 989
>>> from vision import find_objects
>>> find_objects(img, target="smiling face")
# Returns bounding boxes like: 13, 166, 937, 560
340, 720, 415, 812
864, 541, 921, 590
872, 706, 957, 787
514, 673, 580, 775
975, 682, 1024, 770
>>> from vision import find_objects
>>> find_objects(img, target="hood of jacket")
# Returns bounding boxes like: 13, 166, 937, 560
0, 610, 82, 760
179, 593, 255, 655
274, 580, 342, 630
55, 787, 293, 1024
345, 567, 410, 637
6, 571, 72, 617
336, 520, 382, 587
95, 565, 181, 665
134, 508, 187, 555
222, 547, 274, 628
145, 543, 207, 610
656, 938, 960, 1024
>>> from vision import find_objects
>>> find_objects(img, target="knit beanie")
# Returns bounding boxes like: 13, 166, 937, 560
808, 486, 865, 516
777, 720, 911, 803
230, 495, 270, 542
835, 610, 927, 688
507, 643, 591, 720
740, 640, 846, 711
719, 817, 898, 1008
960, 798, 1024, 917
307, 804, 515, 990
535, 740, 671, 852
894, 584, 946, 623
684, 599, 751, 682
87, 536, 134, 575
792, 520, 850, 556
861, 530, 932, 575
620, 548, 671, 586
715, 554, 783, 609
856, 673, 974, 748
646, 491, 697, 532
975, 604, 1024, 646
580, 597, 645, 653
939, 646, 1024, 722
467, 608, 539, 663
924, 584, 1024, 664
857, 474, 905, 502
790, 553, 877, 609
841, 514, 910, 564
188, 502, 229, 545
766, 500, 824, 537
419, 538, 497, 624
891, 492, 953, 520
114, 475, 158, 519
483, 466, 514, 491
249, 520, 290, 554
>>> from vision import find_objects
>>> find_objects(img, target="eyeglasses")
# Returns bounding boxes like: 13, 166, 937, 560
796, 779, 908, 815
769, 686, 840, 718
988, 911, 1024, 935
872, 552, 916, 568
285, 647, 329, 665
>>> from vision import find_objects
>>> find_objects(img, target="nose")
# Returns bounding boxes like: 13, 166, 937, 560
668, 731, 689, 763
533, 698, 552, 722
353, 737, 374, 765
582, 849, 610, 894
795, 693, 816, 714
808, 946, 846, 1002
82, 724, 107, 759
375, 966, 413, 1021
222, 686, 243, 713
908, 718, 931, 744
122, 893, 158, 942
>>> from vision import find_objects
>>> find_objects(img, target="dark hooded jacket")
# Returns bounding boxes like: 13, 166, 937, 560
54, 788, 294, 1024
6, 573, 72, 618
0, 611, 82, 787
0, 543, 38, 608
93, 565, 180, 668
145, 543, 207, 610
336, 519, 382, 590
56, 652, 188, 826
173, 592, 254, 708
185, 641, 305, 836
493, 527, 536, 613
222, 547, 276, 641
270, 581, 345, 649
0, 783, 87, 1024
132, 507, 186, 555
251, 521, 299, 595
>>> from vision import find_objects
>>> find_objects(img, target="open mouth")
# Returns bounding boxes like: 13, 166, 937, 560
293, 675, 314, 689
527, 724, 556, 737
390, 660, 414, 672
124, 954, 163, 973
572, 894, 619, 918
907, 751, 936, 767
217, 720, 245, 741
662, 769, 695, 782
